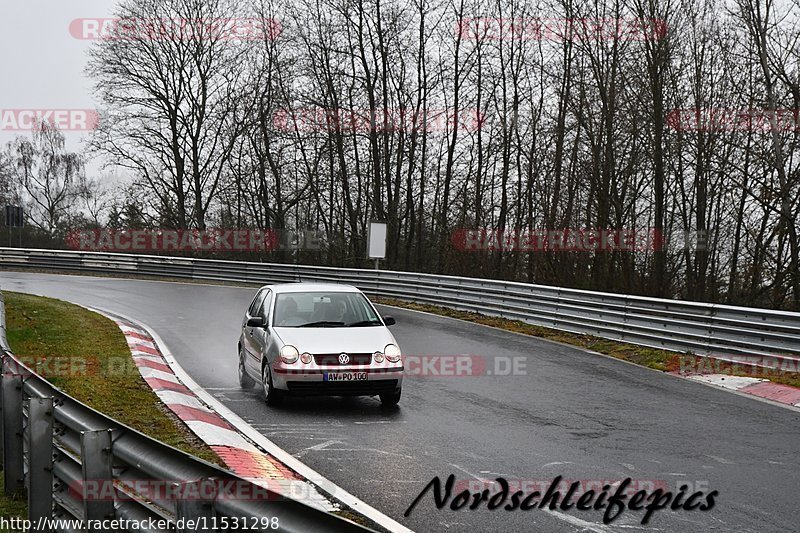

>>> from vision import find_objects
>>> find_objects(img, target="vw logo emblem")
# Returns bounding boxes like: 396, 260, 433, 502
338, 353, 350, 364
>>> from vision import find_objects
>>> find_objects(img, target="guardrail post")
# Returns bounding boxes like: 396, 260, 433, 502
2, 359, 24, 495
80, 429, 115, 523
0, 356, 4, 467
28, 397, 54, 522
174, 478, 216, 532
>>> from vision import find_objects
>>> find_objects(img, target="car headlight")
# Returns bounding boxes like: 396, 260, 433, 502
373, 351, 384, 363
280, 345, 299, 364
384, 344, 401, 363
300, 352, 313, 364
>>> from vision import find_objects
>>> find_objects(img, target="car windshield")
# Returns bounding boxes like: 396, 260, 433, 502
272, 291, 382, 327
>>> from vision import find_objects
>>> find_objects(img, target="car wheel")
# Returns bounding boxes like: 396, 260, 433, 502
262, 363, 284, 406
238, 346, 255, 389
379, 388, 401, 407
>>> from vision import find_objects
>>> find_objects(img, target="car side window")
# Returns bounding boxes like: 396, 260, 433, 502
260, 291, 273, 321
248, 289, 267, 316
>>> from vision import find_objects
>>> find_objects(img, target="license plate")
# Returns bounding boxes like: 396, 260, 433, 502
324, 372, 367, 382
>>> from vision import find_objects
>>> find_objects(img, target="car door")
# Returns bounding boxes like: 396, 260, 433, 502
249, 290, 274, 377
243, 289, 268, 372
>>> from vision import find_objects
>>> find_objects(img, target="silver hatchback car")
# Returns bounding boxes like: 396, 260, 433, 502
237, 283, 403, 406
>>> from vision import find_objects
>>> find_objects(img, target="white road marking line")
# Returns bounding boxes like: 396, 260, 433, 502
438, 521, 470, 529
479, 470, 511, 477
542, 461, 574, 468
704, 454, 734, 465
541, 509, 613, 533
448, 463, 489, 482
295, 439, 343, 458
446, 463, 640, 533
249, 425, 320, 430
363, 479, 429, 484
328, 448, 414, 459
266, 431, 335, 437
211, 394, 256, 402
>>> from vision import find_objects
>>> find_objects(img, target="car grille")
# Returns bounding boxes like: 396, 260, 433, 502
313, 353, 373, 366
286, 380, 399, 396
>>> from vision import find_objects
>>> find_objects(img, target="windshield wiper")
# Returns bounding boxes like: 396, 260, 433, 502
298, 321, 345, 327
346, 320, 383, 327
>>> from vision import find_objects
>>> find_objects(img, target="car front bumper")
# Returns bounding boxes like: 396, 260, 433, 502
272, 365, 404, 396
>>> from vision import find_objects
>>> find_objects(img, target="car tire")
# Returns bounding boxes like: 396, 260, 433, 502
238, 346, 255, 389
379, 388, 401, 407
262, 363, 284, 406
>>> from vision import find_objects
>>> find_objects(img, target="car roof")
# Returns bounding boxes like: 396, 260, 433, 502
261, 282, 362, 294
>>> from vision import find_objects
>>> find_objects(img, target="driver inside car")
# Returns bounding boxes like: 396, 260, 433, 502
276, 296, 301, 326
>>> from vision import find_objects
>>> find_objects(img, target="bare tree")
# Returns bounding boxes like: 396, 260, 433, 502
88, 0, 258, 229
4, 121, 86, 236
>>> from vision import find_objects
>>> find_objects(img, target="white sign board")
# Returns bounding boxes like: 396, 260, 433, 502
367, 221, 387, 259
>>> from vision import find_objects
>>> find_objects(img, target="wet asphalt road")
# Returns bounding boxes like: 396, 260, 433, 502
1, 271, 799, 533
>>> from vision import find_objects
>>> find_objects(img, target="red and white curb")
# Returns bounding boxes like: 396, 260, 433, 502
676, 373, 800, 407
107, 313, 335, 512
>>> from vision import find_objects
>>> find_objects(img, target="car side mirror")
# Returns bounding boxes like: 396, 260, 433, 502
383, 316, 396, 326
247, 316, 266, 328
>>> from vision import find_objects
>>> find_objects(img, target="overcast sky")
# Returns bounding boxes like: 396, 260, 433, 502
0, 0, 117, 163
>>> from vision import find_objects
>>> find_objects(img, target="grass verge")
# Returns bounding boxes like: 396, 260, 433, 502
0, 291, 225, 526
0, 475, 25, 532
3, 291, 222, 464
374, 297, 800, 389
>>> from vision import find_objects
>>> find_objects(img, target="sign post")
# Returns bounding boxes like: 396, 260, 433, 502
367, 221, 387, 269
4, 206, 23, 247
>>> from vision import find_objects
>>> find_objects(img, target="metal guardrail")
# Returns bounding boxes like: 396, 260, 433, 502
1, 247, 799, 367
0, 288, 372, 532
